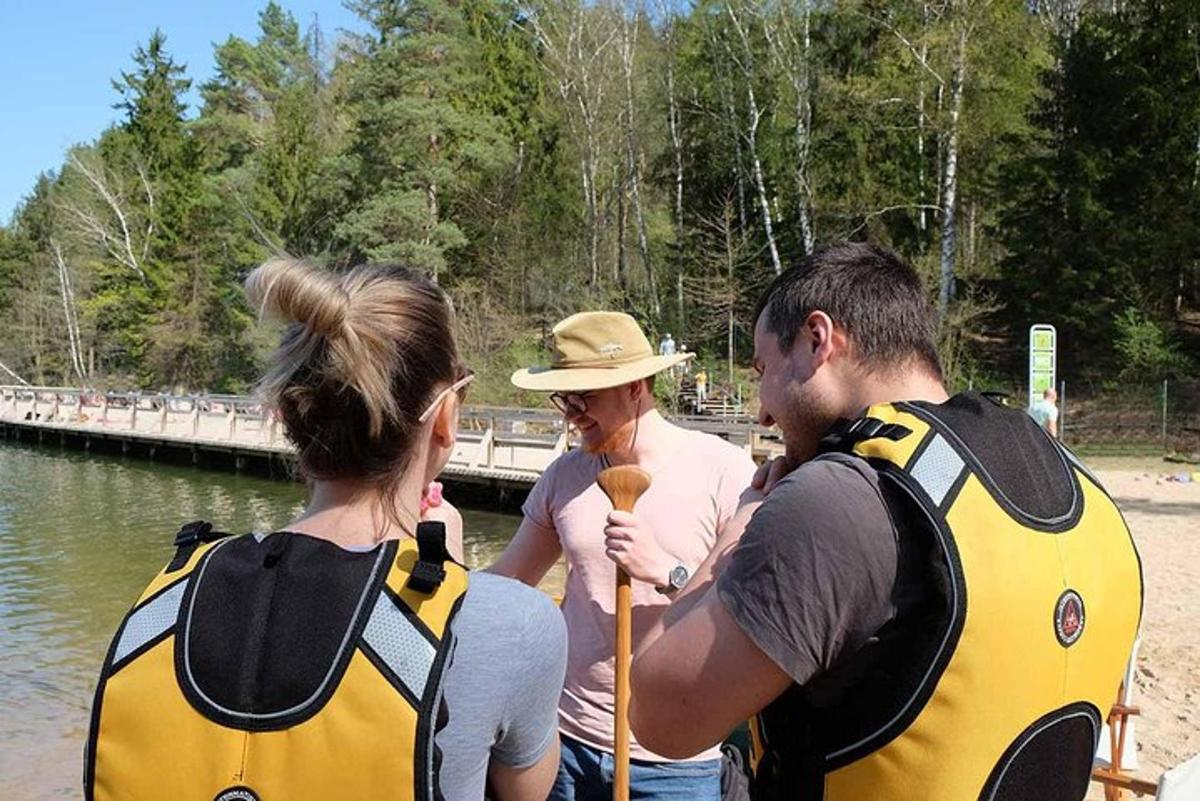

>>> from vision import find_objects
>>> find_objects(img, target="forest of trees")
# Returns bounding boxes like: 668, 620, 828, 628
0, 0, 1196, 402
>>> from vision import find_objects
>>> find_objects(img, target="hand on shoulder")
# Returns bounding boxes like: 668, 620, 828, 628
751, 454, 799, 496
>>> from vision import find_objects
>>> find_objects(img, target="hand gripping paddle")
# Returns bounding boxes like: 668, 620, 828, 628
597, 465, 652, 801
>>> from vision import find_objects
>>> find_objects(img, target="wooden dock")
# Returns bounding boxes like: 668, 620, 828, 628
0, 386, 783, 489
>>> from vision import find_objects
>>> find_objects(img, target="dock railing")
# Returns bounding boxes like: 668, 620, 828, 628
0, 386, 783, 486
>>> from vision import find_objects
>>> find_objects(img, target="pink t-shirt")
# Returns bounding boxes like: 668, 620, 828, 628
522, 429, 757, 762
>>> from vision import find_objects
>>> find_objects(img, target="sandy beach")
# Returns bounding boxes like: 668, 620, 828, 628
1086, 460, 1200, 798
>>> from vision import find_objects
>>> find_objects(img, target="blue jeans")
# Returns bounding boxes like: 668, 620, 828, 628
548, 734, 722, 801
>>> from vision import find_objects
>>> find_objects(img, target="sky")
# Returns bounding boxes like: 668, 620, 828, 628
0, 0, 367, 225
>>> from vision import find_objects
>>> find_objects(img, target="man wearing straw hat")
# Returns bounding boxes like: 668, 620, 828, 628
489, 311, 757, 800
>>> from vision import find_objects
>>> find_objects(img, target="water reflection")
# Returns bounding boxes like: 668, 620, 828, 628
0, 442, 555, 800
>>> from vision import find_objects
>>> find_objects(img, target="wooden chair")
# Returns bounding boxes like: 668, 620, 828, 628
1092, 639, 1158, 799
1092, 706, 1158, 798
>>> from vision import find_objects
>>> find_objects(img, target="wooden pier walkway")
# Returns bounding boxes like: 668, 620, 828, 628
0, 386, 783, 489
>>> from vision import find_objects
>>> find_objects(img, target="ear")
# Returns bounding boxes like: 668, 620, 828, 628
805, 310, 839, 371
431, 393, 458, 448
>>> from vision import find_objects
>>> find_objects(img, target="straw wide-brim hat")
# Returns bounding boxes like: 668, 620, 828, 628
511, 311, 693, 392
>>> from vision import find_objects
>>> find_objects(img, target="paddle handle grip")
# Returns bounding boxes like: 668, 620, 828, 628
597, 466, 650, 801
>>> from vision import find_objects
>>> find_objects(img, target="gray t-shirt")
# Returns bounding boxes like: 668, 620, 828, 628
717, 454, 928, 690
437, 572, 568, 800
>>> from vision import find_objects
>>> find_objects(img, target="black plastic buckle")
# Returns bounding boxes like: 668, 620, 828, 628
407, 560, 447, 594
406, 520, 451, 594
166, 520, 217, 573
819, 417, 912, 454
875, 423, 912, 441
174, 520, 214, 547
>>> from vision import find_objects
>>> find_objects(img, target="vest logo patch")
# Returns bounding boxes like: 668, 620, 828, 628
214, 788, 260, 801
1055, 590, 1085, 647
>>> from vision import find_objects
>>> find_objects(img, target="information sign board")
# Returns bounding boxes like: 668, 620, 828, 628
1028, 324, 1057, 410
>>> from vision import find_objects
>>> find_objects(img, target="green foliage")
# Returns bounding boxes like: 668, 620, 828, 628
995, 0, 1200, 381
1113, 307, 1190, 379
0, 0, 1195, 396
113, 30, 192, 171
337, 0, 515, 277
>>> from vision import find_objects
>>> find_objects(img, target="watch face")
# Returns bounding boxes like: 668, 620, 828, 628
669, 565, 689, 589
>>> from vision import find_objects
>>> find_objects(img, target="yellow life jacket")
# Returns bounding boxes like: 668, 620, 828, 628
748, 394, 1142, 801
85, 522, 468, 801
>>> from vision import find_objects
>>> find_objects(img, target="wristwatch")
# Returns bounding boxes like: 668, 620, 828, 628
656, 564, 690, 595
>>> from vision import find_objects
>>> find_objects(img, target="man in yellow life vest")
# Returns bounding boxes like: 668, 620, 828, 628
630, 242, 1143, 801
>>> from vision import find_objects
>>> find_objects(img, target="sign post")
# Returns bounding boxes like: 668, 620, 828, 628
1028, 324, 1057, 411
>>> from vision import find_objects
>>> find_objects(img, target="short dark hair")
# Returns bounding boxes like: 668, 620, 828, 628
754, 242, 943, 380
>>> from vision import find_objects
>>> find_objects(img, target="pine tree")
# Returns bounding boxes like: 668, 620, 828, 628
997, 0, 1200, 379
338, 0, 515, 280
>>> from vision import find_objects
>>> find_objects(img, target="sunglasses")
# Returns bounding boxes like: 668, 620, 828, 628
549, 392, 593, 417
418, 369, 475, 423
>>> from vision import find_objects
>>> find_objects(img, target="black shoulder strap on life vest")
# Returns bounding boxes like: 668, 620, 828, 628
166, 520, 226, 573
407, 520, 450, 594
819, 416, 911, 455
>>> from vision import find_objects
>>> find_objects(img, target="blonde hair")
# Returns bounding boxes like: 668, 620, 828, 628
245, 258, 464, 485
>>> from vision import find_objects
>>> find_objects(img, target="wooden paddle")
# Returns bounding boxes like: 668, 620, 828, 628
597, 465, 652, 801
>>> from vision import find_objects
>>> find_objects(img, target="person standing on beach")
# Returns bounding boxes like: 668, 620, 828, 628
490, 311, 758, 801
1030, 386, 1060, 438
630, 243, 1142, 801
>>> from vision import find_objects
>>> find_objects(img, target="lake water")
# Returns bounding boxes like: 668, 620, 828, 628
0, 442, 547, 799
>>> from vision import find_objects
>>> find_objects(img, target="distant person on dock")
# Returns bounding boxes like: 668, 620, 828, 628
695, 368, 708, 406
658, 332, 676, 357
86, 259, 566, 801
1030, 386, 1060, 438
490, 311, 758, 801
630, 243, 1142, 801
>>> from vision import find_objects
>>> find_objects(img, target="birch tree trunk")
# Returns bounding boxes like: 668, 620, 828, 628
918, 2, 930, 238
724, 200, 736, 385
656, 0, 686, 321
667, 56, 684, 245
51, 241, 87, 383
710, 31, 749, 233
723, 84, 749, 232
620, 10, 659, 316
935, 83, 945, 215
582, 95, 602, 287
766, 0, 815, 255
727, 1, 783, 275
939, 19, 967, 317
529, 4, 619, 288
617, 165, 628, 291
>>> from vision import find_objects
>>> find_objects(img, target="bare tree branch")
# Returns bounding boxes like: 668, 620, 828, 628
55, 150, 149, 281
229, 185, 288, 255
0, 360, 31, 386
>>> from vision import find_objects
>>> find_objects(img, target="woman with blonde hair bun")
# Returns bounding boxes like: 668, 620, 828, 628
86, 259, 567, 801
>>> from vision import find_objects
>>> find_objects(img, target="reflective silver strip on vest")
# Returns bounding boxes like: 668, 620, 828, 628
909, 434, 966, 507
113, 580, 187, 664
1062, 446, 1100, 488
362, 593, 436, 700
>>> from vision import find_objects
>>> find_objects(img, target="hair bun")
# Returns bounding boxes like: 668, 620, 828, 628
245, 257, 348, 337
